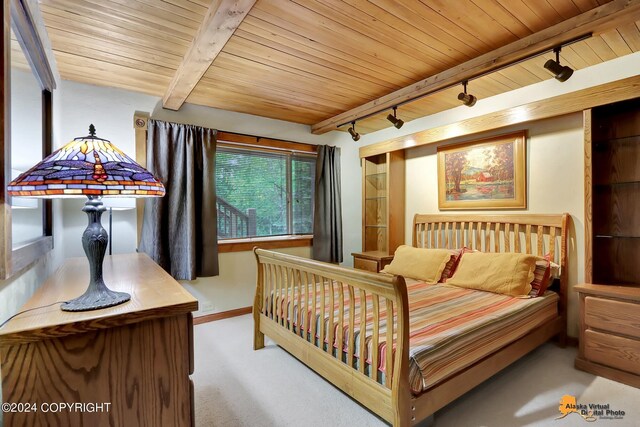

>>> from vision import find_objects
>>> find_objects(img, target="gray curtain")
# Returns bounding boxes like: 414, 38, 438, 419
312, 145, 343, 263
139, 119, 219, 280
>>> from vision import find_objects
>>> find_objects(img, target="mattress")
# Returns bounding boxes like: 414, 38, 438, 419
269, 278, 559, 395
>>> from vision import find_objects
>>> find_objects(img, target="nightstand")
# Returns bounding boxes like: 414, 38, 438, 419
352, 251, 394, 273
575, 283, 640, 388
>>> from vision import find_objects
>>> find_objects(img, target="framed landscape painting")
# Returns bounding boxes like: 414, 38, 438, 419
437, 131, 526, 210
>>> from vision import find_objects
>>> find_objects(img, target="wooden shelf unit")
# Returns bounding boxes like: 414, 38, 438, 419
361, 151, 405, 255
585, 98, 640, 285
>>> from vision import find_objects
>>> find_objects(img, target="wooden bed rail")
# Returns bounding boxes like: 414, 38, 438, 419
253, 248, 411, 425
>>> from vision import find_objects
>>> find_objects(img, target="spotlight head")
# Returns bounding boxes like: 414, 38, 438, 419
457, 92, 477, 107
386, 113, 404, 129
544, 59, 573, 82
348, 125, 360, 141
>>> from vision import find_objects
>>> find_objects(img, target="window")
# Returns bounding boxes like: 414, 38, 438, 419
215, 144, 315, 240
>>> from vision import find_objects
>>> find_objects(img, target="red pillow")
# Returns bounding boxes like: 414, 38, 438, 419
529, 254, 560, 297
529, 258, 551, 297
439, 247, 476, 282
439, 249, 462, 282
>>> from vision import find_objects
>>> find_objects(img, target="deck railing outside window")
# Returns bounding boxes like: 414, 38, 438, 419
216, 196, 257, 238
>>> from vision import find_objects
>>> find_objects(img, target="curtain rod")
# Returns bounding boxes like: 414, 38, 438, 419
217, 140, 317, 155
216, 130, 316, 149
145, 116, 316, 150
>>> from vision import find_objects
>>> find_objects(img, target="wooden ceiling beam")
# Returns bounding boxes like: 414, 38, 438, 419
311, 0, 640, 135
162, 0, 257, 110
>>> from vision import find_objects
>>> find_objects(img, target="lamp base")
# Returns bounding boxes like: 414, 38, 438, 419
61, 287, 130, 312
61, 196, 131, 312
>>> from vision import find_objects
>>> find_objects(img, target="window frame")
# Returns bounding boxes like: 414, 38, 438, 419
215, 133, 317, 252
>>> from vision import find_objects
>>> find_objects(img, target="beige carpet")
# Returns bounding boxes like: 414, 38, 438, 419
193, 315, 640, 426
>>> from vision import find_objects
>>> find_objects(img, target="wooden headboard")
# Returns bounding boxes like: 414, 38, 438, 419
412, 213, 570, 332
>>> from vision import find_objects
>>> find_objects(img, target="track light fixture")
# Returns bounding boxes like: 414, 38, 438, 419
348, 121, 360, 141
457, 80, 477, 107
386, 106, 404, 129
544, 47, 573, 82
334, 35, 590, 131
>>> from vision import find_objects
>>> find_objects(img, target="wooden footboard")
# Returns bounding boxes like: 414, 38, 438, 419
253, 213, 570, 427
253, 248, 411, 425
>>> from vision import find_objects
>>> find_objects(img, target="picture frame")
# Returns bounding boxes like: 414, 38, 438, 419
437, 131, 526, 210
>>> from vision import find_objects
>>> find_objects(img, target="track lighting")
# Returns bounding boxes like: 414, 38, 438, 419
544, 47, 573, 82
457, 80, 477, 107
386, 106, 404, 129
348, 121, 360, 141
333, 36, 589, 131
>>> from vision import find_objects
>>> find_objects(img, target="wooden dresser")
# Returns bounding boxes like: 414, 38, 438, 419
575, 283, 640, 388
0, 253, 198, 426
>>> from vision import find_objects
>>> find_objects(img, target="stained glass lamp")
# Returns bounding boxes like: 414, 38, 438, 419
7, 125, 165, 311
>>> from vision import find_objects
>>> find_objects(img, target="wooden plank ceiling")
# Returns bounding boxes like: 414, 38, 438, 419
39, 0, 640, 135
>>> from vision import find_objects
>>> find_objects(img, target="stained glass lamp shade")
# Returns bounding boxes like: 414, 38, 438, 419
7, 125, 165, 311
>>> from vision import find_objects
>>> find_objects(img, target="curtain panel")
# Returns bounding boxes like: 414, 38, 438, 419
312, 145, 343, 263
139, 119, 219, 280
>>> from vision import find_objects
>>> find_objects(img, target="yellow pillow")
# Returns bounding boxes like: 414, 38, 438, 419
446, 252, 536, 296
381, 246, 452, 284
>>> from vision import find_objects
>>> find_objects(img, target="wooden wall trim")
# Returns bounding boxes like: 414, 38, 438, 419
583, 109, 593, 283
218, 236, 312, 253
133, 112, 148, 246
193, 306, 252, 325
359, 74, 640, 158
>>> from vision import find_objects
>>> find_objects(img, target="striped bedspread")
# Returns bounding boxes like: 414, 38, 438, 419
270, 279, 558, 395
403, 280, 558, 393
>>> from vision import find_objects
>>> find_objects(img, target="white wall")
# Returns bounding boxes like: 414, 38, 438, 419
55, 79, 160, 260
56, 80, 353, 316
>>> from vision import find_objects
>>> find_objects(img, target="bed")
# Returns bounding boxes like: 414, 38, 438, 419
253, 213, 569, 426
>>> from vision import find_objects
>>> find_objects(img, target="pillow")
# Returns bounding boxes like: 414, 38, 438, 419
529, 253, 561, 297
439, 247, 479, 282
439, 248, 463, 282
382, 246, 453, 284
545, 253, 561, 278
446, 252, 537, 296
442, 247, 481, 281
529, 258, 551, 297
